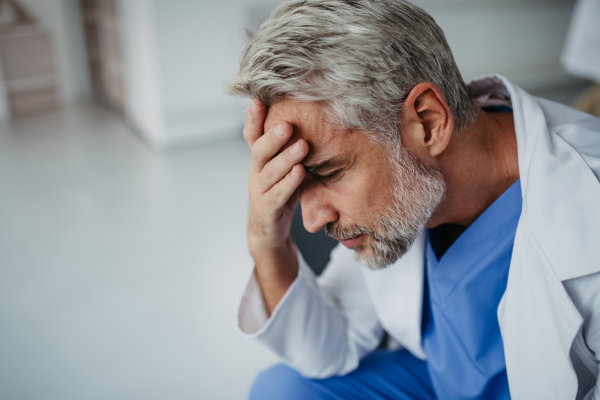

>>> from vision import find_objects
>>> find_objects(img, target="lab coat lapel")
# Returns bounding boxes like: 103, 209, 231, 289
509, 78, 600, 281
494, 75, 600, 399
499, 222, 583, 399
362, 232, 427, 359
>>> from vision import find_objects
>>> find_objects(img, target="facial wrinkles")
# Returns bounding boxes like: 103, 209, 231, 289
325, 144, 445, 270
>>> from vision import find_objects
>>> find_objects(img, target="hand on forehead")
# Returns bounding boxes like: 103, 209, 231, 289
264, 100, 347, 161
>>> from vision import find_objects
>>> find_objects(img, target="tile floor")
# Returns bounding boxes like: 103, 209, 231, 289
0, 103, 276, 400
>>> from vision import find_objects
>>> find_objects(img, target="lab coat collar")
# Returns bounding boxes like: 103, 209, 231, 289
471, 74, 600, 281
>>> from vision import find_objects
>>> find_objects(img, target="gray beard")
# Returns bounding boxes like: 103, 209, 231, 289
325, 145, 445, 270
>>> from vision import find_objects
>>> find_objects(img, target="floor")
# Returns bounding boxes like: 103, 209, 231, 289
0, 103, 277, 400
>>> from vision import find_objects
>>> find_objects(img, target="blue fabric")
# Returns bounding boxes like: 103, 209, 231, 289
422, 179, 522, 400
481, 105, 514, 113
249, 349, 435, 400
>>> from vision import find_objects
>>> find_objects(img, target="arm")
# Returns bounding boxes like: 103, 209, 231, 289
243, 98, 306, 315
238, 243, 383, 378
238, 99, 382, 378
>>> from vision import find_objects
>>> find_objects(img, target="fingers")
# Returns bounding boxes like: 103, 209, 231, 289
263, 164, 306, 211
243, 98, 267, 147
244, 97, 307, 218
250, 120, 294, 174
257, 140, 308, 193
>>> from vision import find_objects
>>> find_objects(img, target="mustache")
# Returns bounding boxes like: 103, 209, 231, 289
324, 222, 378, 241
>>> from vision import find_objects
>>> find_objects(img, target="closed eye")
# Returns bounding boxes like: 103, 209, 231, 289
312, 170, 341, 183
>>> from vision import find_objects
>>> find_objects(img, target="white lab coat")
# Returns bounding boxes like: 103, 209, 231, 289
237, 75, 600, 400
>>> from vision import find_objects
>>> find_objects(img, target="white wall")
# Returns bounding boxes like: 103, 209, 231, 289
111, 0, 258, 148
149, 0, 252, 147
413, 0, 576, 90
63, 0, 91, 100
119, 0, 166, 147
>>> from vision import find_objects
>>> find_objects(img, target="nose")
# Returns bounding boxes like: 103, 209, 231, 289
299, 184, 339, 233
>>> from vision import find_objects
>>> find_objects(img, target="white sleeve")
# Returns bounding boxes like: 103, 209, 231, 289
237, 244, 383, 378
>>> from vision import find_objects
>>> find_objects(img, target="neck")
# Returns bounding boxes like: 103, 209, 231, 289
426, 109, 519, 228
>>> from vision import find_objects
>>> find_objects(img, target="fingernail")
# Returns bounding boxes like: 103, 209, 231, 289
291, 142, 301, 155
251, 99, 259, 112
275, 124, 286, 138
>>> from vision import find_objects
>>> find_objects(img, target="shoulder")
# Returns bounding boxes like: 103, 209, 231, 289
510, 89, 600, 281
535, 97, 600, 176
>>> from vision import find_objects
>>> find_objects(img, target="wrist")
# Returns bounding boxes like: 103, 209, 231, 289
249, 235, 292, 262
251, 237, 299, 316
251, 237, 298, 278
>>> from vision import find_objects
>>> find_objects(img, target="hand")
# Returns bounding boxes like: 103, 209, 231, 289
244, 99, 308, 306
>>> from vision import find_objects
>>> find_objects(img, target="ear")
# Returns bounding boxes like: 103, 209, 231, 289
400, 82, 453, 158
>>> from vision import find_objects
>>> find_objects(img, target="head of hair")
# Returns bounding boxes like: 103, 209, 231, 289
228, 0, 477, 148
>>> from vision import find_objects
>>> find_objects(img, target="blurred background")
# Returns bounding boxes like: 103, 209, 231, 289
0, 0, 597, 399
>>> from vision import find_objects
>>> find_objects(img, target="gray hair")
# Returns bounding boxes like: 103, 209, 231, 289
228, 0, 478, 147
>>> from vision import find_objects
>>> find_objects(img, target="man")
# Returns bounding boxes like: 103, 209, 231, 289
228, 1, 600, 399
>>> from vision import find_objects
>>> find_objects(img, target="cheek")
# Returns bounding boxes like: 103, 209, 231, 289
333, 168, 394, 222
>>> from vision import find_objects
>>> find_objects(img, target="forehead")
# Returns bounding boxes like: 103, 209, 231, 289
264, 100, 350, 161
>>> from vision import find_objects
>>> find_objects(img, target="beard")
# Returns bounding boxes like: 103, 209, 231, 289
324, 144, 445, 270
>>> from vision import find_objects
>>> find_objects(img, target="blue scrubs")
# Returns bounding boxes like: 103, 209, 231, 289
422, 179, 521, 399
250, 179, 522, 400
250, 350, 436, 400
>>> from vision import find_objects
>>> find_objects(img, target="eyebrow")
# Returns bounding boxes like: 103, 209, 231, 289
303, 157, 345, 175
